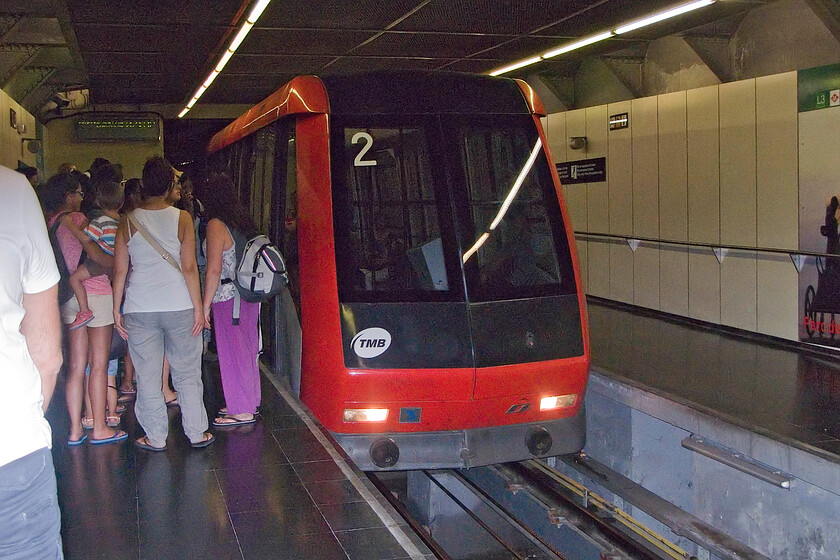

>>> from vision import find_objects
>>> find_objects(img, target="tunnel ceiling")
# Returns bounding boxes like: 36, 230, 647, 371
0, 0, 788, 120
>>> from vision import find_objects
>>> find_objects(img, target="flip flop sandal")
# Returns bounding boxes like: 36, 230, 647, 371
114, 404, 127, 414
213, 415, 257, 427
135, 436, 166, 452
190, 433, 216, 448
90, 430, 128, 445
68, 434, 88, 446
106, 415, 120, 427
81, 417, 94, 430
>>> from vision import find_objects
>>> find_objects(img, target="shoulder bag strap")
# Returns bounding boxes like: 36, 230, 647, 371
127, 212, 182, 272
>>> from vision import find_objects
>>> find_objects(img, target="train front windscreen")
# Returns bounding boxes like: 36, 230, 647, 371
331, 114, 577, 306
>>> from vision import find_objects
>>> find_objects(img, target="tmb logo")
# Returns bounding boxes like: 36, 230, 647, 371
351, 327, 392, 359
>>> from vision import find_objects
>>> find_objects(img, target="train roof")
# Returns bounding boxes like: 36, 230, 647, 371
207, 71, 544, 154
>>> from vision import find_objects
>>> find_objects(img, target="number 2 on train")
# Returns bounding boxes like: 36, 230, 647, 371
351, 131, 377, 167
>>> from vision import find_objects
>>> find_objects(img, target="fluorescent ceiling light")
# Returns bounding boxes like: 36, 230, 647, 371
615, 0, 716, 34
542, 31, 614, 59
215, 50, 234, 73
203, 71, 219, 89
247, 0, 272, 22
487, 0, 716, 77
180, 0, 273, 118
490, 57, 541, 77
228, 21, 254, 52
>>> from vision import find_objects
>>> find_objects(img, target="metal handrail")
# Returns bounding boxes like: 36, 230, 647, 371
574, 231, 839, 268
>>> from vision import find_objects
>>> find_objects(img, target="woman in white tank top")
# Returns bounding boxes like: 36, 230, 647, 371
111, 156, 214, 450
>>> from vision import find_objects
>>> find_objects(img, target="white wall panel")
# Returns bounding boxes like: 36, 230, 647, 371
658, 92, 688, 314
660, 247, 689, 315
687, 86, 720, 243
721, 256, 757, 331
608, 100, 633, 236
658, 91, 688, 242
689, 251, 721, 323
757, 258, 799, 339
686, 86, 720, 321
756, 72, 798, 339
544, 113, 567, 164
565, 109, 588, 290
588, 242, 611, 298
586, 105, 609, 233
608, 100, 633, 302
719, 80, 757, 330
586, 105, 609, 295
610, 243, 635, 303
756, 73, 798, 249
631, 96, 659, 309
633, 245, 660, 310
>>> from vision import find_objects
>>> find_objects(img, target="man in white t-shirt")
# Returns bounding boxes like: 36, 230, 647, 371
0, 166, 64, 558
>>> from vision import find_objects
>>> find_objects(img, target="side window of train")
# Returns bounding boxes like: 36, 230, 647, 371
337, 124, 451, 297
456, 118, 575, 300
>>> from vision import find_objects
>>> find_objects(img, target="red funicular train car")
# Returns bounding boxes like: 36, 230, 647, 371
207, 71, 590, 470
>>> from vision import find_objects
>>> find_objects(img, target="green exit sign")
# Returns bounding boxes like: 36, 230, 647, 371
74, 114, 160, 142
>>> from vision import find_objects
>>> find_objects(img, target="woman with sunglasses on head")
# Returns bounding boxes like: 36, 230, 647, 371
38, 173, 127, 446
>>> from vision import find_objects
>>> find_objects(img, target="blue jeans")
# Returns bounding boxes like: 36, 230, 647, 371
0, 447, 63, 559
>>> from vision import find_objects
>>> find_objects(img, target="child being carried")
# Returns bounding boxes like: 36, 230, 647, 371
68, 181, 124, 330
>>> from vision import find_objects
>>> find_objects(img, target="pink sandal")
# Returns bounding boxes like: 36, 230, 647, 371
69, 310, 94, 330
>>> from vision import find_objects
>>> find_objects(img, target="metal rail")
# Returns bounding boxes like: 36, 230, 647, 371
575, 230, 837, 270
366, 472, 452, 560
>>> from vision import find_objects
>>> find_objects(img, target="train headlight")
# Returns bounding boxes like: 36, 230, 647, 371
343, 408, 389, 422
539, 394, 577, 411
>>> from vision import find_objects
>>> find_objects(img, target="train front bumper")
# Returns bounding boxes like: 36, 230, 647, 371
330, 403, 586, 471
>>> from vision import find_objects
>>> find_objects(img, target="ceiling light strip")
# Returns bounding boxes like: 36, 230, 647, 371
179, 0, 272, 117
614, 0, 716, 34
488, 0, 716, 76
542, 31, 614, 59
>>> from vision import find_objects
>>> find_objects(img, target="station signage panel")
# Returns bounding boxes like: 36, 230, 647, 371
555, 157, 606, 184
74, 114, 161, 142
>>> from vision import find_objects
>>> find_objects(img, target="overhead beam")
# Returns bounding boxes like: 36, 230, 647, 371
599, 55, 645, 99
805, 0, 840, 46
0, 44, 42, 87
683, 33, 735, 83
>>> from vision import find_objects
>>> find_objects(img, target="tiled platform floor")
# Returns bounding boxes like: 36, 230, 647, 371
46, 360, 432, 560
588, 298, 840, 462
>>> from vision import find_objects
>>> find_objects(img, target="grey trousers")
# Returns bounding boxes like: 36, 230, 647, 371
125, 309, 208, 447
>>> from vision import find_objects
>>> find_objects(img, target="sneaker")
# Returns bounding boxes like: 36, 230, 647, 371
69, 310, 94, 330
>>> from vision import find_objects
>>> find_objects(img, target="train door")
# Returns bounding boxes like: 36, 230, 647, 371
265, 119, 302, 394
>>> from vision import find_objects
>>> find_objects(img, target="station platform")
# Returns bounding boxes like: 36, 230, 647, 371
576, 298, 840, 558
587, 297, 840, 463
46, 360, 432, 560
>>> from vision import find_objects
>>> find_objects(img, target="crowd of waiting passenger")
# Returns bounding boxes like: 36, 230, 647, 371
22, 155, 264, 451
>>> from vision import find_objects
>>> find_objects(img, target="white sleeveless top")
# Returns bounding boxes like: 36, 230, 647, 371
123, 207, 193, 313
